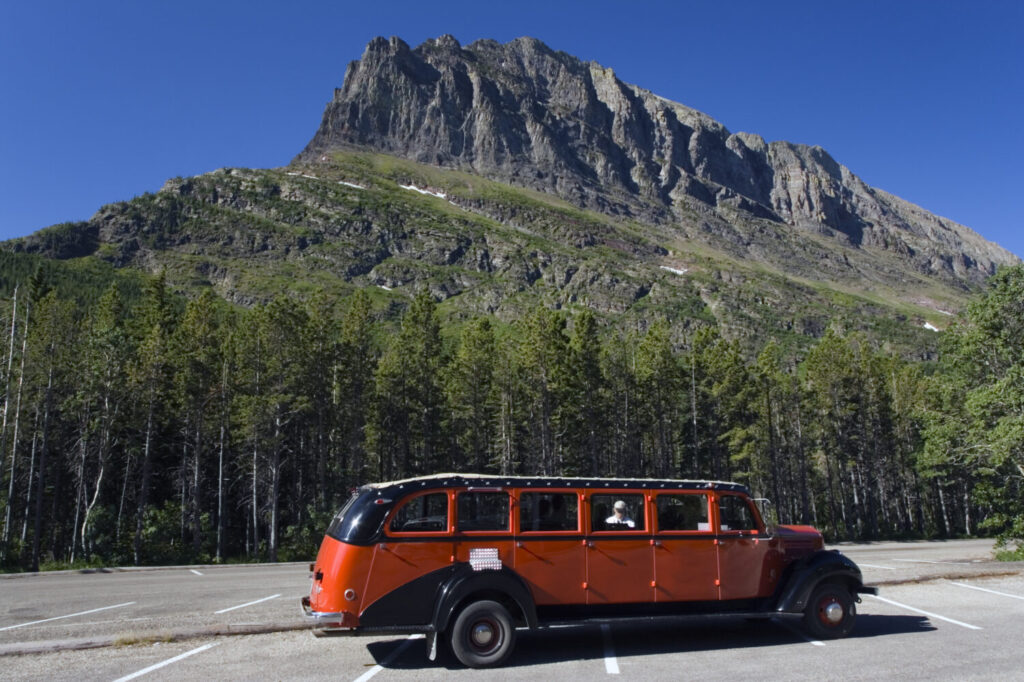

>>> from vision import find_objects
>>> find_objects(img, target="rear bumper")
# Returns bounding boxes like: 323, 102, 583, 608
301, 596, 357, 629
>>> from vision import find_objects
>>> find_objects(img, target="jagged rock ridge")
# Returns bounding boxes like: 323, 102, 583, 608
300, 35, 1017, 283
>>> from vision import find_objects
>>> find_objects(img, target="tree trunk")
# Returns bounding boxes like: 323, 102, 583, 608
1, 302, 29, 555
20, 422, 38, 546
80, 459, 105, 558
192, 414, 203, 555
30, 364, 54, 572
134, 403, 155, 565
268, 408, 282, 563
0, 285, 18, 488
216, 418, 225, 562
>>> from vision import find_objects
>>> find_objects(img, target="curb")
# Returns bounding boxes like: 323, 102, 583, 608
0, 562, 309, 580
0, 621, 311, 656
869, 567, 1022, 588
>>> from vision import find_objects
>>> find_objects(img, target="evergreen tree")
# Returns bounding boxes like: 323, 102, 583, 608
634, 321, 681, 478
129, 273, 177, 564
368, 290, 445, 479
563, 310, 606, 476
444, 317, 498, 473
517, 307, 569, 475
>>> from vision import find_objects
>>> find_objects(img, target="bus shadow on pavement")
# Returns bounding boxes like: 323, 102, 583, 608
365, 614, 934, 670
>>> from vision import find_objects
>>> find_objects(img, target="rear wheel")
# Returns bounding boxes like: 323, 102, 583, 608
449, 600, 516, 668
803, 582, 856, 639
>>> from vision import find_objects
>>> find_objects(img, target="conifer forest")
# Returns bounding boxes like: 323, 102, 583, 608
1, 265, 1022, 572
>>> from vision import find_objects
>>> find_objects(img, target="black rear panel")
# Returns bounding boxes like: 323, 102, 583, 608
325, 488, 394, 545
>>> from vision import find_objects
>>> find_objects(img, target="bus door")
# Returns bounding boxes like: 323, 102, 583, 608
585, 492, 654, 604
453, 488, 515, 573
363, 490, 453, 612
513, 490, 586, 605
651, 492, 720, 602
715, 493, 777, 601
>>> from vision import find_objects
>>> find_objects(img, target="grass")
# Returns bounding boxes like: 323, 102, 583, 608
994, 544, 1024, 562
113, 633, 175, 647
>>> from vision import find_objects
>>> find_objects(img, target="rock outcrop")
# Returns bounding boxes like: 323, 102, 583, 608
300, 35, 1017, 283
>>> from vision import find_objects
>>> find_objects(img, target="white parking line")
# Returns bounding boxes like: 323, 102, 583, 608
112, 642, 220, 681
891, 559, 970, 565
353, 634, 424, 682
950, 581, 1024, 601
0, 601, 136, 631
190, 569, 203, 576
857, 563, 896, 570
868, 595, 982, 630
601, 623, 620, 674
214, 593, 280, 614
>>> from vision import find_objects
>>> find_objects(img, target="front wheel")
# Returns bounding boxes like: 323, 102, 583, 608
449, 600, 516, 668
803, 582, 856, 639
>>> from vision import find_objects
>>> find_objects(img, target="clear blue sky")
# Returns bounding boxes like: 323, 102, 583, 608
2, 1, 1022, 257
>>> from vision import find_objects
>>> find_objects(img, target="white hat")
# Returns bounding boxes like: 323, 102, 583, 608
613, 500, 626, 511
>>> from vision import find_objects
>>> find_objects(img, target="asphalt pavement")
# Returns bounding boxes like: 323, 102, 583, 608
1, 539, 1022, 680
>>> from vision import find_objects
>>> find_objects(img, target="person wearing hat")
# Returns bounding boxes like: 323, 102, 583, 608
605, 500, 635, 528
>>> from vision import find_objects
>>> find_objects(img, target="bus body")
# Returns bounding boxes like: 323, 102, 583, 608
302, 473, 876, 667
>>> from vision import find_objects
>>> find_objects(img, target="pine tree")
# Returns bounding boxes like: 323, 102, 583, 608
172, 289, 222, 558
336, 290, 375, 488
444, 317, 498, 473
563, 310, 606, 476
368, 290, 444, 479
129, 273, 176, 565
516, 306, 568, 475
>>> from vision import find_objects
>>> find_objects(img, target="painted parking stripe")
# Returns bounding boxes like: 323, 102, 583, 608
891, 559, 970, 565
868, 594, 982, 630
0, 601, 136, 632
950, 581, 1024, 601
857, 563, 896, 570
214, 593, 280, 614
112, 642, 219, 681
190, 569, 203, 576
601, 623, 620, 674
352, 634, 424, 682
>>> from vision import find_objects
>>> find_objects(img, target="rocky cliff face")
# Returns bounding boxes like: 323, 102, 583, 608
300, 35, 1017, 283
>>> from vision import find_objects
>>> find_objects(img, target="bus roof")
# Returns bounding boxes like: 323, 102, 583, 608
362, 473, 751, 495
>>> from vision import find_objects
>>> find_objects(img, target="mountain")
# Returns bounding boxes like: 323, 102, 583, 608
4, 35, 1019, 356
299, 35, 1015, 283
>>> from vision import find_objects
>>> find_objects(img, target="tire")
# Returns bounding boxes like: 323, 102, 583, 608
449, 600, 516, 668
803, 582, 856, 639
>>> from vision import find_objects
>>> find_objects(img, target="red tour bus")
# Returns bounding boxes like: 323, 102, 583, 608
302, 473, 876, 667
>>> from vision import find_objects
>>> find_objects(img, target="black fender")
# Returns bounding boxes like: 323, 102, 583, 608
432, 564, 538, 634
774, 550, 869, 614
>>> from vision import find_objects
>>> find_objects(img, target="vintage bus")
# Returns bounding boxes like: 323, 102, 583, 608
302, 474, 876, 667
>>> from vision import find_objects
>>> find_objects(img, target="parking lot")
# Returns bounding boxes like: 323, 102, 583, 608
2, 539, 1022, 680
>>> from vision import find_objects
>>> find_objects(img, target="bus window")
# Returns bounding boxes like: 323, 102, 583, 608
719, 495, 757, 532
457, 491, 510, 532
519, 492, 578, 532
591, 494, 645, 531
656, 494, 710, 531
389, 492, 448, 533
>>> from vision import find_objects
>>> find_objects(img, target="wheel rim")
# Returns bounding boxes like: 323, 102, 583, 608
468, 617, 501, 653
817, 594, 845, 626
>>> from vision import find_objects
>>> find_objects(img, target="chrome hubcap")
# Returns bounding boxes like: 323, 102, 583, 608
471, 622, 495, 647
824, 601, 844, 624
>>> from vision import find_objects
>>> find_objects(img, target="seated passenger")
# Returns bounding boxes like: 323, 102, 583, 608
605, 500, 635, 528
